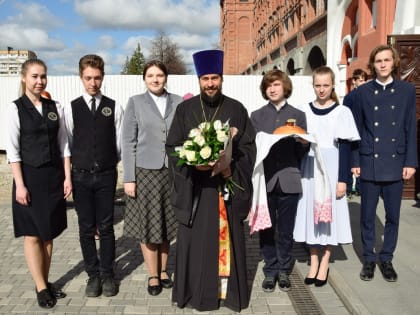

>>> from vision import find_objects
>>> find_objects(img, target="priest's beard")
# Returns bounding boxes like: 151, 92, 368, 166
200, 88, 223, 107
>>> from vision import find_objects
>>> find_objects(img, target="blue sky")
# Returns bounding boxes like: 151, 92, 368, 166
0, 0, 220, 74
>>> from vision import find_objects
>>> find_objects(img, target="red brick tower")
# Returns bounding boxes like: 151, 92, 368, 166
220, 0, 254, 74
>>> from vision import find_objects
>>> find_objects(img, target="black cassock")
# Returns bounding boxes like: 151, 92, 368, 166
166, 93, 256, 312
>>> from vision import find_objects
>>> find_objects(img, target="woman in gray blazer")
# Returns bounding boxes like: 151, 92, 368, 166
121, 61, 183, 296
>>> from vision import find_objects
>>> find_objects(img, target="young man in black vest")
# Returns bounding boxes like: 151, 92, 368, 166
64, 54, 123, 297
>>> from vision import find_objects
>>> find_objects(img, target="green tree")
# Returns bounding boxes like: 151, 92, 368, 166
121, 56, 129, 74
148, 31, 187, 74
121, 43, 145, 75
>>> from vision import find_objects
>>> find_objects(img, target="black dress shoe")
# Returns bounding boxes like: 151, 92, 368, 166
160, 270, 173, 289
379, 261, 398, 282
278, 273, 291, 292
47, 282, 66, 299
147, 276, 162, 296
102, 276, 118, 297
85, 275, 102, 297
360, 261, 376, 281
262, 276, 276, 293
36, 288, 57, 309
315, 268, 329, 287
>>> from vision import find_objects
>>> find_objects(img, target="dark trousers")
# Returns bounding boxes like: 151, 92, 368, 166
72, 168, 117, 278
360, 179, 403, 263
259, 191, 299, 276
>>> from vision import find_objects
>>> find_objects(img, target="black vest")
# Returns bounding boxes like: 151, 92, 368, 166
15, 95, 61, 168
70, 95, 118, 171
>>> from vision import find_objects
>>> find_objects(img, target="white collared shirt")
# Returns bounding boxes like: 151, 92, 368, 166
271, 99, 287, 111
375, 77, 394, 90
148, 90, 167, 117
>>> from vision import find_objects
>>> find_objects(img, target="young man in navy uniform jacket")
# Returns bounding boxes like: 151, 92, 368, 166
65, 54, 123, 297
351, 45, 417, 282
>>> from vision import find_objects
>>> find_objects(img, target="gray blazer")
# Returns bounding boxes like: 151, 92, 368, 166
121, 91, 183, 182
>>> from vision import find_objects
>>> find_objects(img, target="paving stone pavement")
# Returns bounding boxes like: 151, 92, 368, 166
0, 203, 300, 315
1, 159, 420, 315
0, 154, 349, 315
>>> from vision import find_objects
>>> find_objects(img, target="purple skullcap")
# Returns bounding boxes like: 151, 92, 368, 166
192, 49, 224, 77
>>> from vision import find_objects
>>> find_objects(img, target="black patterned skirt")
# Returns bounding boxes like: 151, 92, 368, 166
123, 167, 177, 243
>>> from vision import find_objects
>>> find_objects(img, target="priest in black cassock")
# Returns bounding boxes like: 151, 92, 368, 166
166, 49, 256, 312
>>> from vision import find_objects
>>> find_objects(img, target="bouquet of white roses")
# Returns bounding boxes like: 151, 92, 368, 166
173, 119, 243, 196
174, 119, 230, 166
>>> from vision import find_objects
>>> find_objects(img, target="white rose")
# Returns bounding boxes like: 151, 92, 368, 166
194, 135, 206, 146
200, 146, 212, 159
178, 148, 186, 158
189, 128, 201, 138
183, 140, 193, 148
216, 130, 228, 142
185, 150, 197, 162
175, 146, 187, 158
213, 120, 222, 130
199, 122, 211, 131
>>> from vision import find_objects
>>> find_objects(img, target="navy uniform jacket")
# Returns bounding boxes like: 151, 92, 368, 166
343, 88, 356, 110
351, 79, 417, 181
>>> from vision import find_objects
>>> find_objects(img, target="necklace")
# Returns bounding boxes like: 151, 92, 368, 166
200, 94, 224, 122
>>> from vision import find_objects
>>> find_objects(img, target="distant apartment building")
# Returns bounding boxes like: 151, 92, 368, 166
0, 49, 37, 76
220, 0, 328, 75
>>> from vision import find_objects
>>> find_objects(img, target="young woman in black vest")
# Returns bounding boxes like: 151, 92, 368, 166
5, 59, 72, 308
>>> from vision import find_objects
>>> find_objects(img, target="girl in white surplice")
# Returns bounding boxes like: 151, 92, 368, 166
293, 66, 360, 287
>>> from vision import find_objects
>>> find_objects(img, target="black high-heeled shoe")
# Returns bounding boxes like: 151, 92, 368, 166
36, 288, 57, 309
304, 275, 317, 285
315, 268, 329, 287
160, 270, 173, 289
304, 267, 319, 285
147, 276, 162, 296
